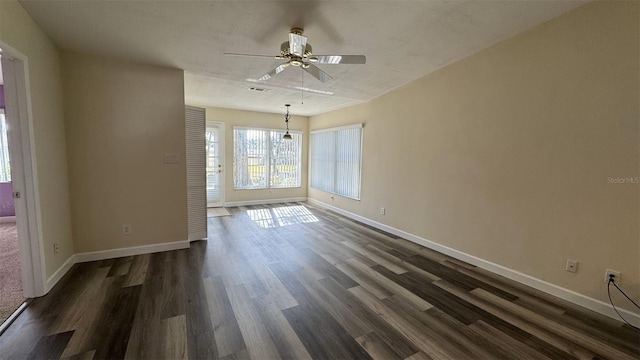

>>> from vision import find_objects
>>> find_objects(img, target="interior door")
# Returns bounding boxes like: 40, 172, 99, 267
206, 122, 225, 207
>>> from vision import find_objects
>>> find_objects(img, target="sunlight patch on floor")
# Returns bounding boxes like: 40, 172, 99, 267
247, 205, 319, 228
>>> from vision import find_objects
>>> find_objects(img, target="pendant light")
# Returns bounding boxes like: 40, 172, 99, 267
283, 104, 292, 140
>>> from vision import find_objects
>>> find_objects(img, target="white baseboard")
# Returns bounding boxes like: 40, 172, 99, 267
307, 198, 640, 327
74, 240, 190, 263
45, 254, 75, 293
0, 216, 16, 223
188, 231, 207, 242
225, 197, 307, 207
44, 240, 190, 294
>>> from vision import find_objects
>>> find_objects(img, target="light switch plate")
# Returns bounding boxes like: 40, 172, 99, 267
164, 153, 179, 164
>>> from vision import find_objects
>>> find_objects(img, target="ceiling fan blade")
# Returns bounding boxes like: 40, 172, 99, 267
289, 32, 308, 57
303, 64, 333, 83
313, 55, 366, 64
224, 53, 283, 59
258, 63, 289, 81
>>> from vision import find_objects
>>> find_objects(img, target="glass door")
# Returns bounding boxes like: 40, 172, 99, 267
206, 122, 225, 207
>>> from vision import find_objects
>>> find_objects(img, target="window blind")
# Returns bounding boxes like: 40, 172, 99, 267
233, 127, 302, 189
310, 124, 362, 200
270, 130, 303, 188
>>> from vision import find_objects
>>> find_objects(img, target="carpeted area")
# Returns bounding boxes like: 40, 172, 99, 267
0, 221, 23, 325
207, 207, 231, 217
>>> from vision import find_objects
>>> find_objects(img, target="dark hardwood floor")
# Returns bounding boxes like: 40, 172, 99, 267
1, 202, 638, 359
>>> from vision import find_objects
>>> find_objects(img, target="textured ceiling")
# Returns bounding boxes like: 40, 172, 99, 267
19, 0, 586, 116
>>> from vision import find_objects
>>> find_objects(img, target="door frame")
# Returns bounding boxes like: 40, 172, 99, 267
206, 121, 225, 207
1, 42, 46, 298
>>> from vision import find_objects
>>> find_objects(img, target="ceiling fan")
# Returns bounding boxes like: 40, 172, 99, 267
224, 28, 366, 83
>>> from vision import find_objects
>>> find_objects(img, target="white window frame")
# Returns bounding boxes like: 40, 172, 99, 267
233, 126, 303, 190
310, 123, 363, 200
0, 111, 10, 182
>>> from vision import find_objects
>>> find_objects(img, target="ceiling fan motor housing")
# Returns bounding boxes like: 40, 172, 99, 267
280, 41, 313, 58
227, 27, 365, 83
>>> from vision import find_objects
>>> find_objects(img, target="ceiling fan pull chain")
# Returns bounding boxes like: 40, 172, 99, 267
301, 69, 304, 104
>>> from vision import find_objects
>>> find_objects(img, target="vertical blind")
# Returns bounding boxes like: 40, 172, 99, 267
310, 124, 362, 200
270, 130, 302, 188
234, 128, 268, 189
233, 127, 302, 189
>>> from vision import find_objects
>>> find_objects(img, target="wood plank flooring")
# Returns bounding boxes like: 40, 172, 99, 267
1, 202, 638, 359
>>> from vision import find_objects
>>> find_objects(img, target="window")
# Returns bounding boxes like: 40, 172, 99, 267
310, 124, 362, 200
0, 113, 10, 182
233, 127, 302, 189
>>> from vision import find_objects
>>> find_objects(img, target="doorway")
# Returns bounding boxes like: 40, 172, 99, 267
206, 122, 225, 207
0, 58, 23, 326
0, 43, 46, 325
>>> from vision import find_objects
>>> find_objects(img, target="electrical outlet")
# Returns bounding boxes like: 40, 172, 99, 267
122, 224, 132, 235
605, 269, 620, 284
53, 243, 59, 254
565, 259, 578, 273
380, 207, 385, 215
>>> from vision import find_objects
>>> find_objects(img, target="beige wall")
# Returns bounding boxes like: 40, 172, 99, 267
202, 106, 309, 204
62, 52, 187, 253
310, 1, 639, 311
0, 0, 74, 277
